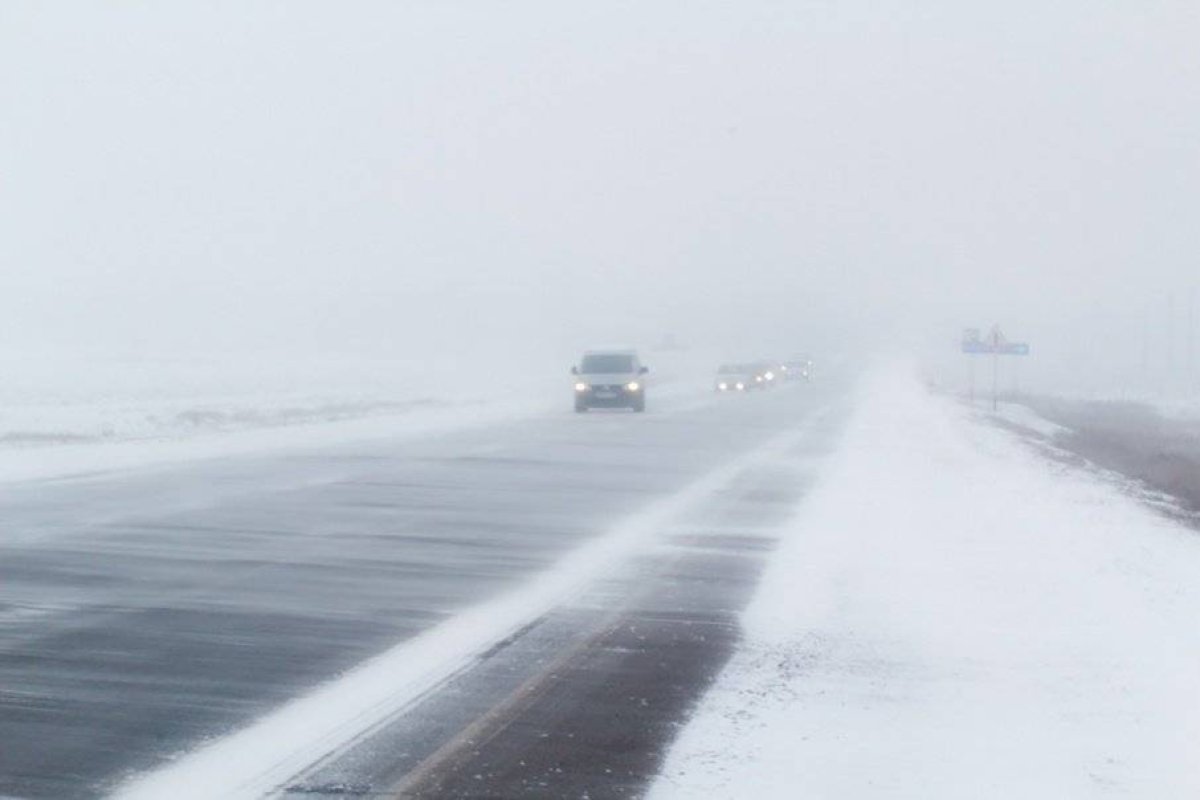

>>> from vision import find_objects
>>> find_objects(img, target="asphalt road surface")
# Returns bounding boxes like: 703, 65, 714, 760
0, 379, 848, 799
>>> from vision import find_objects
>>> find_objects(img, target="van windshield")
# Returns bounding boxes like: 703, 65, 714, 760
580, 354, 634, 374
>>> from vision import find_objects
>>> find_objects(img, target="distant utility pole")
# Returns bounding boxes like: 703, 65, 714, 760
1142, 300, 1150, 380
1167, 292, 1176, 391
1189, 287, 1196, 393
992, 348, 1000, 411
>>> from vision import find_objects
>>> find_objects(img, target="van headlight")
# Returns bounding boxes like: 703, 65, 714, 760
626, 381, 641, 392
574, 382, 589, 392
735, 382, 745, 390
717, 382, 728, 390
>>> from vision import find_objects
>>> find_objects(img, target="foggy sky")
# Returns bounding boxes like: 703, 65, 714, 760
2, 2, 1197, 390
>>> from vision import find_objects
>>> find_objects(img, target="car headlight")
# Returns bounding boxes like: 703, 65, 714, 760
717, 382, 728, 390
735, 382, 745, 390
574, 382, 589, 392
755, 375, 763, 382
765, 371, 774, 380
626, 381, 640, 392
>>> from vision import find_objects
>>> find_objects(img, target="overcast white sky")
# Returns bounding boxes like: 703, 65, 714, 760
2, 2, 1197, 389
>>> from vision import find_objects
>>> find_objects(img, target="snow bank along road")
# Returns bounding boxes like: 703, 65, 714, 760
651, 366, 1200, 799
1016, 394, 1200, 517
0, 378, 847, 799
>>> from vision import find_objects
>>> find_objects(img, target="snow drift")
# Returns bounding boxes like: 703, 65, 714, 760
651, 362, 1200, 798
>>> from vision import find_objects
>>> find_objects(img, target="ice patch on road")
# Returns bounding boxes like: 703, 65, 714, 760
651, 362, 1200, 799
109, 411, 824, 800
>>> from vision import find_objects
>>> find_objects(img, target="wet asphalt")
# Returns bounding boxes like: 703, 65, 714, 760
0, 379, 847, 799
286, 409, 844, 799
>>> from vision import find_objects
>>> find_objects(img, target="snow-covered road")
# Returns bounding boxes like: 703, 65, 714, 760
651, 364, 1200, 799
0, 376, 845, 799
9, 360, 1196, 799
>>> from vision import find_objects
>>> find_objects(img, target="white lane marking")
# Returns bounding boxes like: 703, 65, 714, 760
110, 413, 825, 800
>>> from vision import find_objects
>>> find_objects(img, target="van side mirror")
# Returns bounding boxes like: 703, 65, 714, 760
571, 366, 578, 375
639, 366, 649, 374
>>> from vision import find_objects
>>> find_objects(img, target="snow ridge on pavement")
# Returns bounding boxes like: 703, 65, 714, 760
651, 362, 1200, 799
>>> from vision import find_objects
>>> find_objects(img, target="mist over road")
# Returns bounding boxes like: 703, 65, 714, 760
0, 379, 845, 799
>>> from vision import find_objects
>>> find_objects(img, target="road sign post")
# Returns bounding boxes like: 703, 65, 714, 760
960, 325, 1030, 409
992, 345, 999, 411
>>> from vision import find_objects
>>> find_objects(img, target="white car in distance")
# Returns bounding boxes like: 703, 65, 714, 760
571, 350, 648, 412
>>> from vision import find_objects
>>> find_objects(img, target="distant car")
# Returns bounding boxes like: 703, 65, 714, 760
783, 357, 813, 381
749, 361, 779, 387
571, 350, 648, 412
715, 363, 765, 392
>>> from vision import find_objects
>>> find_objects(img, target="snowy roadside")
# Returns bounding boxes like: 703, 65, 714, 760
0, 399, 555, 486
0, 348, 716, 484
0, 352, 548, 484
988, 400, 1070, 438
650, 362, 1200, 799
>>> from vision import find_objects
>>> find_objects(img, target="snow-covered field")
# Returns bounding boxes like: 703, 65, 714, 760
0, 349, 540, 444
651, 363, 1200, 799
0, 346, 716, 483
0, 349, 543, 483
